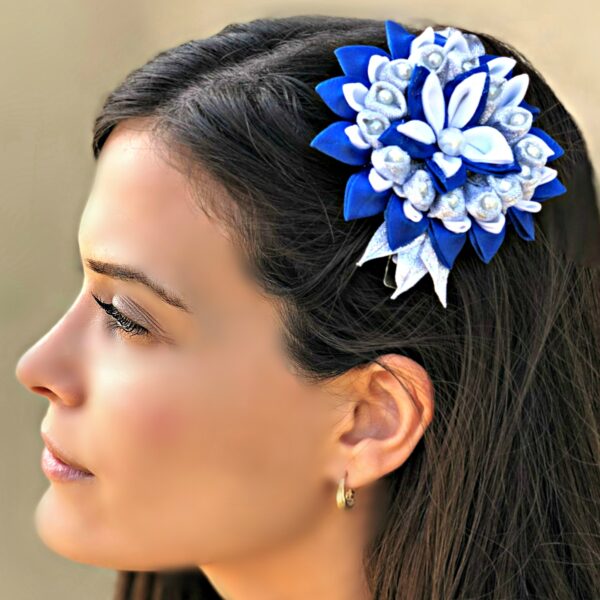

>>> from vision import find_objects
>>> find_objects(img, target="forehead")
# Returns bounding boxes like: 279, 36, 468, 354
78, 121, 258, 310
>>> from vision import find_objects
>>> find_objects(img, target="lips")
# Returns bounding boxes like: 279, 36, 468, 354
41, 431, 93, 475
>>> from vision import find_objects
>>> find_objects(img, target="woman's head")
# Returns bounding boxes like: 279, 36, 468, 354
15, 14, 599, 599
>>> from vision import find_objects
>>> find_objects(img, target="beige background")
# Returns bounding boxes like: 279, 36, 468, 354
2, 1, 598, 599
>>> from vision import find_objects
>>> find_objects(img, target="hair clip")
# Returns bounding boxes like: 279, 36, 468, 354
310, 21, 567, 307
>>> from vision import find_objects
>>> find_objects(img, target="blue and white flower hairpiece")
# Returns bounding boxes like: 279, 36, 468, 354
310, 21, 566, 307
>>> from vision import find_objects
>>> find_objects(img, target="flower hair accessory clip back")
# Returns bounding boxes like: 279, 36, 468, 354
310, 21, 567, 307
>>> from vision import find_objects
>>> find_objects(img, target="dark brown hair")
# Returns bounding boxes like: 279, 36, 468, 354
92, 15, 600, 599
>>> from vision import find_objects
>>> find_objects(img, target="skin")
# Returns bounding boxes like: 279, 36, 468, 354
14, 119, 434, 600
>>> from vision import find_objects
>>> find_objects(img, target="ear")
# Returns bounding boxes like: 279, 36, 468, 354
323, 353, 434, 490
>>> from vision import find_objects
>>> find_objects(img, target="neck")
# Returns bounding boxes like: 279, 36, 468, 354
198, 481, 387, 600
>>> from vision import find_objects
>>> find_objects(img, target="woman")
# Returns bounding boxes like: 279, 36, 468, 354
15, 15, 600, 600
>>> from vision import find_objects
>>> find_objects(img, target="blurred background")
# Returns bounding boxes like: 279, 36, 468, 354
1, 1, 598, 598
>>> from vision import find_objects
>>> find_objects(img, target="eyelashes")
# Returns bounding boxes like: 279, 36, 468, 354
90, 292, 150, 340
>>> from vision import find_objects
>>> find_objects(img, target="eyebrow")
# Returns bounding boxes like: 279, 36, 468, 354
83, 257, 193, 314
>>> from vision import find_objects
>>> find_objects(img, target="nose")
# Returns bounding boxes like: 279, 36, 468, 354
15, 290, 87, 409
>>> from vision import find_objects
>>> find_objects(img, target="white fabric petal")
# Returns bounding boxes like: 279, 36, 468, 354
537, 166, 558, 185
396, 119, 436, 144
475, 212, 505, 233
368, 167, 394, 192
514, 200, 542, 212
442, 216, 472, 233
410, 26, 435, 53
403, 198, 424, 222
342, 82, 369, 112
422, 72, 446, 137
485, 57, 517, 79
368, 54, 390, 84
462, 126, 515, 164
432, 151, 463, 177
496, 73, 529, 109
447, 71, 487, 129
442, 30, 470, 54
344, 124, 371, 150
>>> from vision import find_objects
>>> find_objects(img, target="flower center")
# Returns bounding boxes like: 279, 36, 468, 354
437, 127, 466, 157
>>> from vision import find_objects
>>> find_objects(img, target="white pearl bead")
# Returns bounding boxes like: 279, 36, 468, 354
526, 143, 542, 158
426, 51, 443, 68
387, 147, 404, 162
418, 182, 428, 194
498, 179, 512, 192
489, 83, 500, 99
482, 195, 498, 210
509, 112, 527, 126
377, 89, 394, 105
368, 119, 383, 134
437, 127, 466, 157
396, 63, 412, 79
447, 195, 458, 208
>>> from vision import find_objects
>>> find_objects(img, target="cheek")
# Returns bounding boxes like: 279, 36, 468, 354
90, 349, 201, 484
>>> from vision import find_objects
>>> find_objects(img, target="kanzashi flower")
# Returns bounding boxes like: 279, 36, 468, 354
309, 20, 567, 307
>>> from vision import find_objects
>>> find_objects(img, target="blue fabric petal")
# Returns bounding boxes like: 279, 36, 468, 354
378, 125, 437, 159
315, 75, 361, 120
433, 33, 448, 45
468, 218, 506, 263
507, 206, 535, 241
384, 195, 429, 250
461, 157, 522, 175
519, 100, 540, 120
384, 20, 414, 59
334, 45, 390, 84
309, 121, 371, 166
425, 157, 468, 193
532, 177, 567, 201
343, 169, 392, 221
406, 65, 430, 122
428, 218, 468, 268
528, 127, 564, 161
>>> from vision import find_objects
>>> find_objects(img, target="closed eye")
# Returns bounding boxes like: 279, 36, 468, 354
91, 292, 150, 339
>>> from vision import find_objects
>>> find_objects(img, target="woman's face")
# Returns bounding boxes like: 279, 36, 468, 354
15, 120, 351, 571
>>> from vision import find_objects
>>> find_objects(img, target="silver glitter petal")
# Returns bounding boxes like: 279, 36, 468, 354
356, 221, 396, 266
513, 134, 553, 168
444, 49, 479, 83
399, 169, 436, 211
363, 81, 407, 121
516, 164, 546, 200
427, 188, 467, 220
356, 109, 391, 149
391, 231, 449, 307
486, 174, 524, 211
464, 182, 503, 221
356, 222, 450, 308
479, 78, 506, 124
488, 106, 533, 144
462, 33, 486, 57
378, 59, 413, 92
370, 146, 412, 186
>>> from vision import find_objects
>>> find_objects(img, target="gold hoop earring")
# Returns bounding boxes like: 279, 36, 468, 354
336, 470, 356, 510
